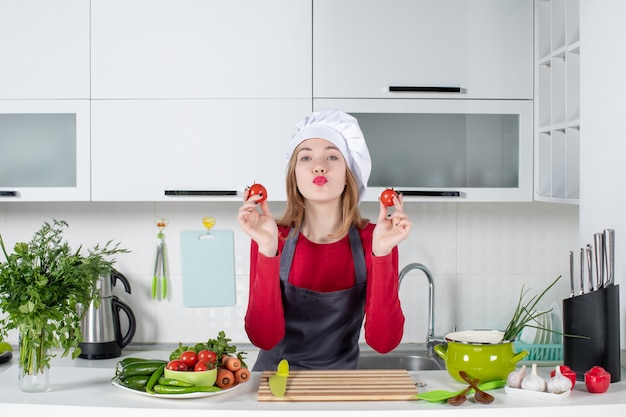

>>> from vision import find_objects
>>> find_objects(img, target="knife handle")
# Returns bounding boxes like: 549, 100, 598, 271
586, 245, 593, 292
594, 233, 604, 290
580, 248, 586, 295
569, 250, 575, 297
603, 229, 615, 287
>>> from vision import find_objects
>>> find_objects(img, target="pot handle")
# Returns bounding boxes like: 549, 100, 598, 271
112, 297, 136, 348
433, 343, 448, 360
510, 349, 529, 365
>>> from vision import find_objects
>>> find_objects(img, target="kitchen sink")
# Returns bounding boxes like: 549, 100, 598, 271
357, 353, 443, 371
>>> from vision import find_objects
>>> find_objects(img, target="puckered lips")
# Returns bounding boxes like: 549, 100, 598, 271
313, 176, 328, 186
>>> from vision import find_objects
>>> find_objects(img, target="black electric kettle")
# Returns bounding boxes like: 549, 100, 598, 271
78, 270, 136, 359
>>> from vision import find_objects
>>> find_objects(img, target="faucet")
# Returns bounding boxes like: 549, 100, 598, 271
398, 263, 446, 355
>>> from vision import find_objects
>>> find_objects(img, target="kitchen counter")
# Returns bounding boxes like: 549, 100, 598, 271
1, 349, 625, 416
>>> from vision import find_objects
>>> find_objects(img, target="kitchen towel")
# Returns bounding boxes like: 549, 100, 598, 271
180, 229, 235, 307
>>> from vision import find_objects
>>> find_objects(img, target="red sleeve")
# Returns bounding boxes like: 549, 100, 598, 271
361, 226, 405, 353
243, 236, 286, 350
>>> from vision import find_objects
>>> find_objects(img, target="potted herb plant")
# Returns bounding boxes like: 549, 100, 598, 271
0, 219, 128, 392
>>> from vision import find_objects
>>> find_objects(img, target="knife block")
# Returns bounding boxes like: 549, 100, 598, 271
562, 284, 620, 382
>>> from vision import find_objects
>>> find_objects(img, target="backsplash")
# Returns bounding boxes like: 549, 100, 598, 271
0, 201, 578, 347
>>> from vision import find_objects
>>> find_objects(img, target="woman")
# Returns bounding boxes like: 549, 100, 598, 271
237, 109, 411, 370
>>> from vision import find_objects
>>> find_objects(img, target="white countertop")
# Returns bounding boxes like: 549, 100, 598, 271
1, 349, 625, 417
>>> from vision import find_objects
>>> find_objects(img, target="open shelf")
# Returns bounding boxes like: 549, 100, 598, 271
534, 0, 580, 204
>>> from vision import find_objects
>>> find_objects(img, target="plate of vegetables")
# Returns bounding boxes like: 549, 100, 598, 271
112, 331, 250, 399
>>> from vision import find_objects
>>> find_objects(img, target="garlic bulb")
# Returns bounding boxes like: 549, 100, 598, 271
547, 365, 573, 394
521, 363, 547, 392
506, 364, 527, 388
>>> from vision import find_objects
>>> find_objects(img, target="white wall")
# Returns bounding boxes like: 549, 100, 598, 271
0, 200, 578, 347
580, 0, 626, 348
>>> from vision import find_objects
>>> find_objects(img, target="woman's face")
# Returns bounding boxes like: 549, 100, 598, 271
294, 138, 347, 204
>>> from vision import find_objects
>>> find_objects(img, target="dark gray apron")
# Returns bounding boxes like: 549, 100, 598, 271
252, 226, 367, 371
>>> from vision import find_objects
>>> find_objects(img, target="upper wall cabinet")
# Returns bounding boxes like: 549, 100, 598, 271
0, 100, 91, 201
91, 99, 311, 202
0, 0, 89, 99
91, 0, 312, 99
313, 0, 533, 100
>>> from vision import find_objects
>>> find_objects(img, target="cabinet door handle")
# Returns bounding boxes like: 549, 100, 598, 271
389, 86, 462, 93
398, 190, 461, 197
164, 190, 238, 196
0, 191, 19, 197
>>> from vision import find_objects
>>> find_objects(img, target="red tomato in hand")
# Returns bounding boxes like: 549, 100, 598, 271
197, 349, 217, 365
179, 350, 198, 368
380, 188, 398, 207
248, 183, 267, 203
166, 360, 188, 371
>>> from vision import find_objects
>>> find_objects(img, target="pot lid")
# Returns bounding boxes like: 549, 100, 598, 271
445, 330, 505, 344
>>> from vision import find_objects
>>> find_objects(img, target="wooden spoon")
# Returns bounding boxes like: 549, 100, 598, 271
459, 371, 495, 404
447, 383, 474, 406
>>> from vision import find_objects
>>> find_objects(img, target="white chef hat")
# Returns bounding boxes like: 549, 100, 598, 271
287, 109, 371, 202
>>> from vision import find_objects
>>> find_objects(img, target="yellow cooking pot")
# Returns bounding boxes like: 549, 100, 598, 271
434, 330, 529, 383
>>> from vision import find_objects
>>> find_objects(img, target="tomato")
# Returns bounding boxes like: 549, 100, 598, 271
380, 188, 398, 207
179, 350, 198, 368
193, 361, 215, 372
550, 365, 577, 390
585, 366, 611, 393
197, 349, 217, 365
248, 182, 267, 203
166, 360, 188, 371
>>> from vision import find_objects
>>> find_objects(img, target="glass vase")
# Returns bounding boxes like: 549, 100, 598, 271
18, 328, 50, 393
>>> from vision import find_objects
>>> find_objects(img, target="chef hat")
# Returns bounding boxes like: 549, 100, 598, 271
287, 109, 371, 202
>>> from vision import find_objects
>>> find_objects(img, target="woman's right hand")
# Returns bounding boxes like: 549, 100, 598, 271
237, 187, 279, 257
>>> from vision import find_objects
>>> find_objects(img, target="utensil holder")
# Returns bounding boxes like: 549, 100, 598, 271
562, 284, 620, 382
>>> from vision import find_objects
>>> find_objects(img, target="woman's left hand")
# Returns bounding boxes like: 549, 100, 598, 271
372, 192, 412, 256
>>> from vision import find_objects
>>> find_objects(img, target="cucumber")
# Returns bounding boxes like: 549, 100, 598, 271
116, 357, 167, 375
118, 361, 170, 378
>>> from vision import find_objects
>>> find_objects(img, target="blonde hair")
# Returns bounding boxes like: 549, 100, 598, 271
277, 149, 368, 239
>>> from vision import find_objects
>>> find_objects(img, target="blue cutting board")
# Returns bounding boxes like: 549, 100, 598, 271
180, 229, 236, 307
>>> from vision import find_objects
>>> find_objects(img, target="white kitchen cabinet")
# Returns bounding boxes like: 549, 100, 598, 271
91, 99, 311, 201
316, 99, 534, 202
313, 0, 533, 100
0, 100, 91, 201
0, 0, 89, 99
534, 0, 580, 204
91, 0, 311, 99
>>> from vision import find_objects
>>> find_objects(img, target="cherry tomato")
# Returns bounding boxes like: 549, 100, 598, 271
550, 365, 577, 390
197, 349, 217, 365
166, 359, 188, 371
380, 188, 398, 207
194, 361, 210, 372
248, 182, 267, 203
179, 350, 198, 368
585, 366, 610, 393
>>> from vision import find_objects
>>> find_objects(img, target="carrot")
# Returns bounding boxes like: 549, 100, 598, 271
216, 368, 235, 389
234, 367, 250, 383
222, 355, 241, 372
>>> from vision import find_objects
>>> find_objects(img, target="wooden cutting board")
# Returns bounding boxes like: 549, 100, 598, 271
257, 369, 418, 402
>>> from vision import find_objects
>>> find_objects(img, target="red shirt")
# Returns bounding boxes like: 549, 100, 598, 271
244, 223, 405, 354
